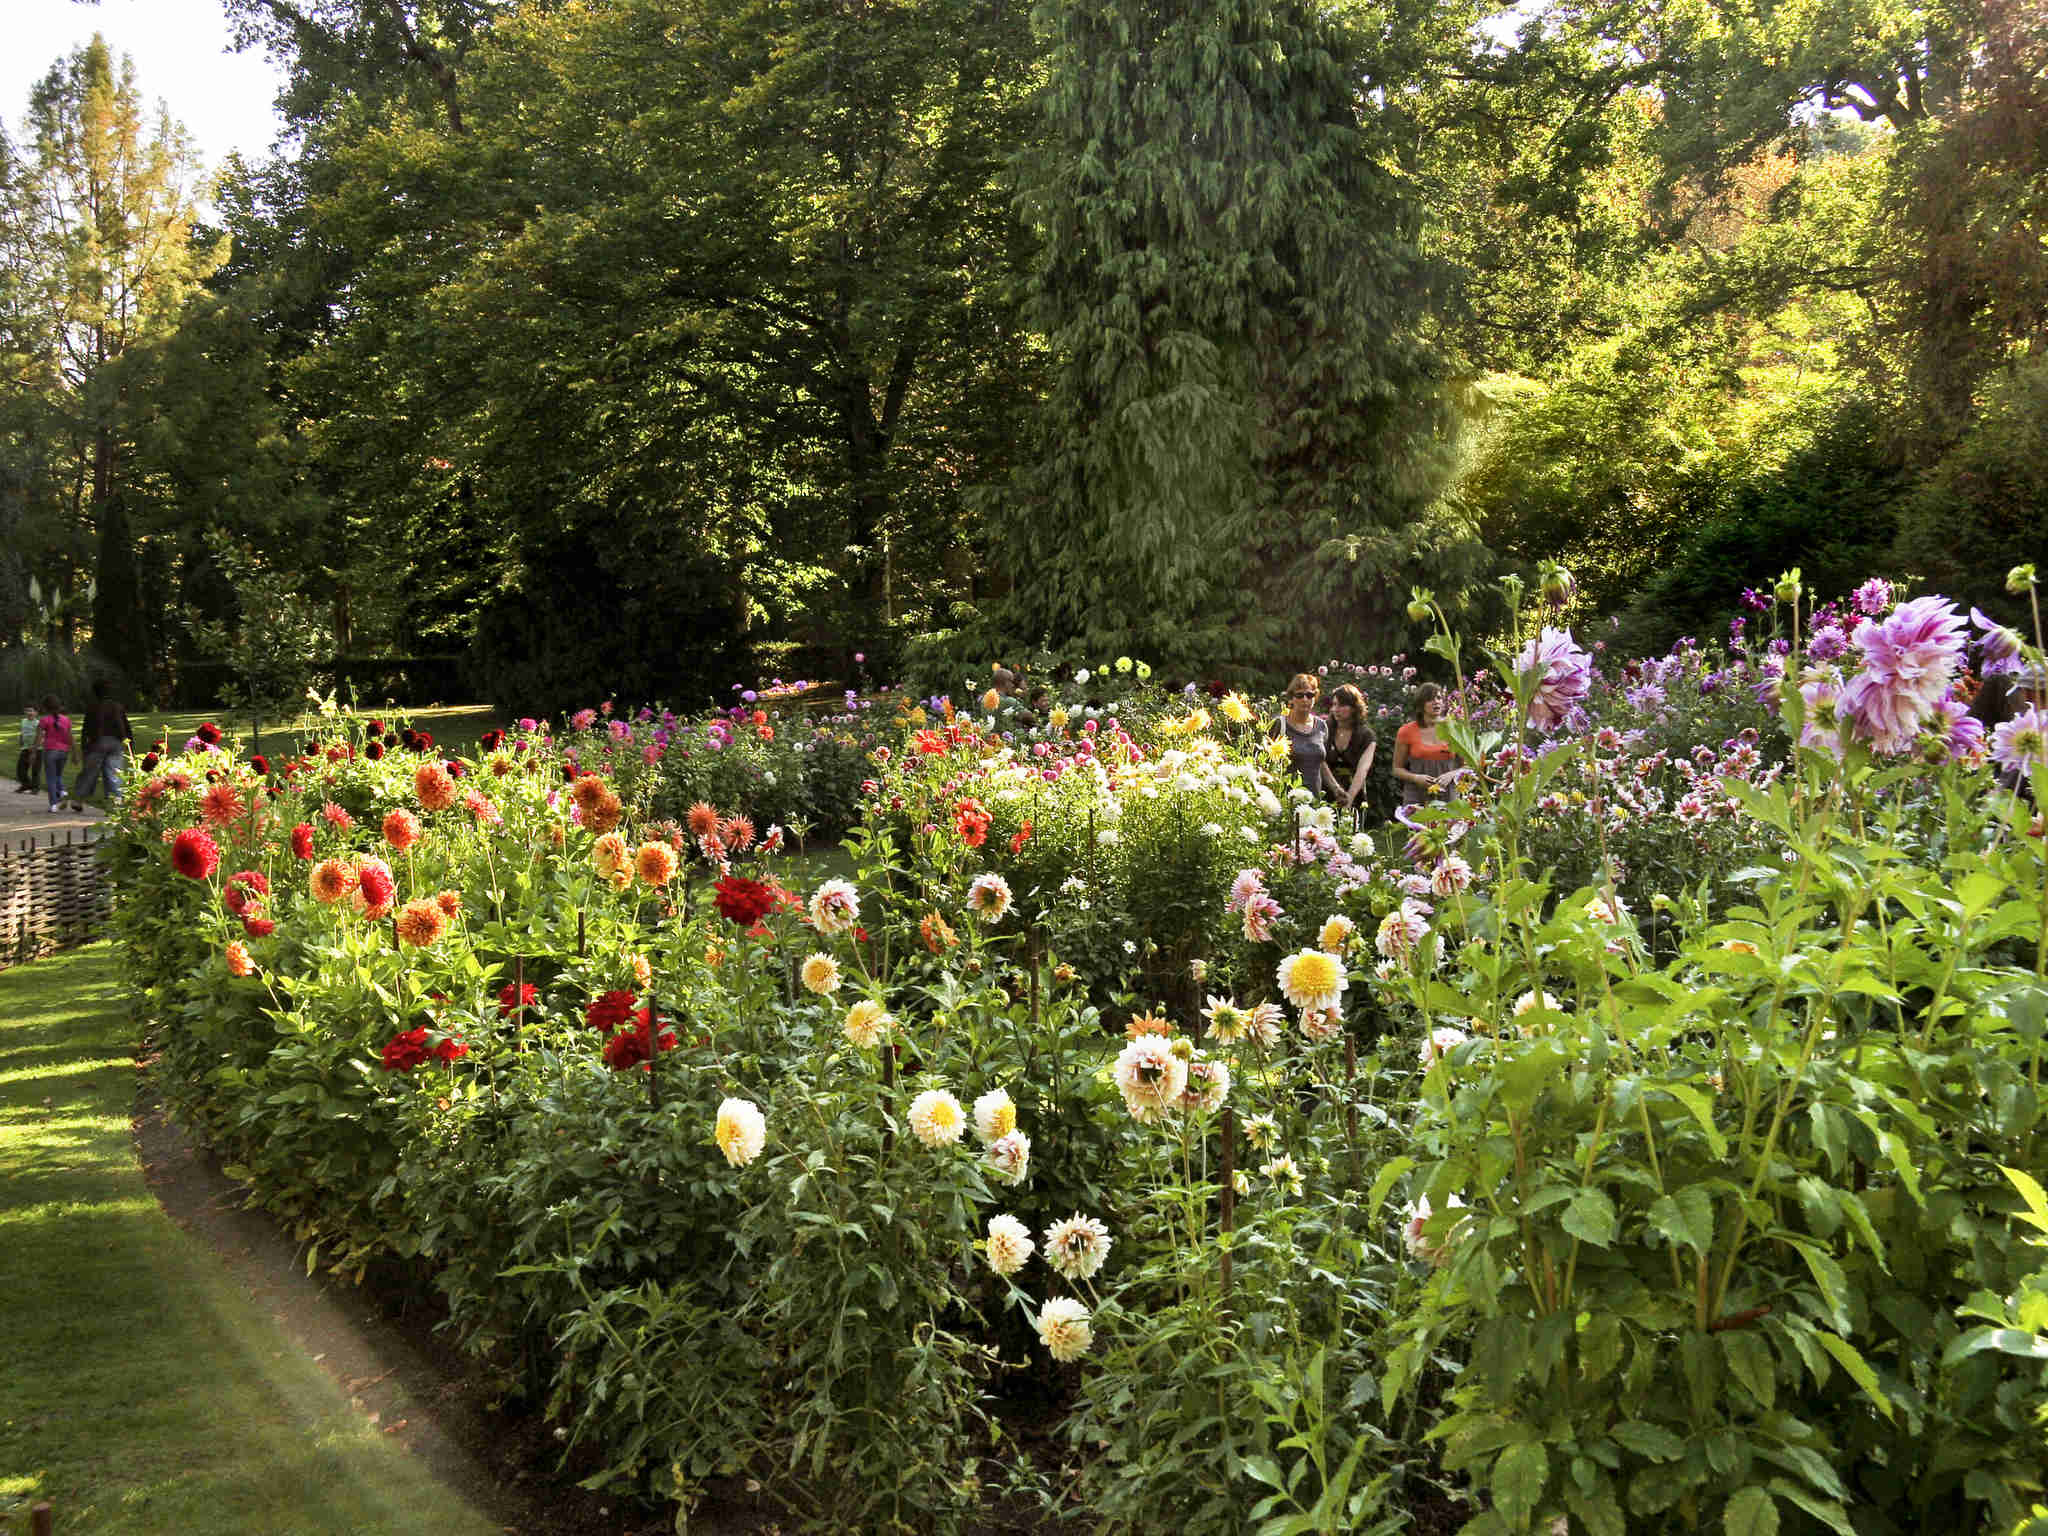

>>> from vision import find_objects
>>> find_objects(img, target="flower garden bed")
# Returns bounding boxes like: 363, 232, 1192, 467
106, 575, 2048, 1534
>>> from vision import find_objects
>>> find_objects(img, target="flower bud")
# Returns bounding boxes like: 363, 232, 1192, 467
1406, 587, 1435, 623
2010, 564, 2038, 595
1538, 561, 1576, 608
1773, 567, 1803, 605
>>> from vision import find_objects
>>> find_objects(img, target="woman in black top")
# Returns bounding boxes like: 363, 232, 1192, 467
1322, 683, 1377, 823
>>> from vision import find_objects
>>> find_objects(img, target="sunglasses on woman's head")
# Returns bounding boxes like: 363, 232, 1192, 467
1290, 690, 1315, 699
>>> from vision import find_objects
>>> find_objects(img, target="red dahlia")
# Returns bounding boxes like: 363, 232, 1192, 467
170, 828, 221, 880
290, 823, 316, 860
380, 1028, 431, 1072
243, 916, 276, 938
195, 721, 222, 746
357, 860, 397, 909
586, 989, 639, 1033
602, 1015, 677, 1071
497, 981, 539, 1017
713, 875, 776, 927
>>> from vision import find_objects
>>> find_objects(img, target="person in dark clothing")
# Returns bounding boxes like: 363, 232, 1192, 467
1322, 683, 1377, 825
68, 678, 133, 808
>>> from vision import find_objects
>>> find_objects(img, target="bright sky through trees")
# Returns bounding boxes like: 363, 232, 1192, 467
4, 0, 287, 171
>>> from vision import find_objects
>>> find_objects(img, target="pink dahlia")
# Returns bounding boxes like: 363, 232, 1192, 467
1838, 596, 1967, 754
1992, 706, 2048, 779
1516, 627, 1591, 732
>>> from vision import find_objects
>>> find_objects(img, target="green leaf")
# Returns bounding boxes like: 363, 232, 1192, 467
1364, 1156, 1413, 1221
1563, 1486, 1625, 1536
1612, 1420, 1686, 1462
1562, 1187, 1617, 1247
1649, 1186, 1714, 1254
1724, 1485, 1779, 1536
1493, 1441, 1547, 1529
1663, 1083, 1728, 1158
1815, 1333, 1895, 1419
1941, 1326, 2048, 1365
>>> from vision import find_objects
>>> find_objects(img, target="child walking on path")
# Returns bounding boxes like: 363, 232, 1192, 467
14, 706, 39, 795
37, 696, 73, 814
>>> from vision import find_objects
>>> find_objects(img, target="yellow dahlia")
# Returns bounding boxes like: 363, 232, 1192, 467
844, 999, 892, 1048
799, 953, 841, 995
1276, 949, 1346, 1013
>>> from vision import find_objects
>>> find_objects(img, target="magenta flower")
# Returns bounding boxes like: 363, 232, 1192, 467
1516, 627, 1592, 732
1852, 578, 1894, 617
1991, 706, 2047, 778
1972, 608, 2024, 677
1806, 623, 1849, 663
1837, 596, 1968, 753
1919, 697, 1984, 764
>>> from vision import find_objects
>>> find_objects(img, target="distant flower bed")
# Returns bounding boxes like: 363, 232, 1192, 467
106, 569, 2048, 1534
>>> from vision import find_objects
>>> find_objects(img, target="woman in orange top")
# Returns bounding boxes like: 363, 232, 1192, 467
1391, 683, 1456, 806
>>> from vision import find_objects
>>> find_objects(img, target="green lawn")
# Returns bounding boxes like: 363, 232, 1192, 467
131, 704, 509, 763
0, 945, 500, 1536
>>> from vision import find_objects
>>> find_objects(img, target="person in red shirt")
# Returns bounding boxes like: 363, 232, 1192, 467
37, 695, 74, 814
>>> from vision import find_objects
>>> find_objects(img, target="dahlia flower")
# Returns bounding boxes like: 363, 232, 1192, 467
498, 982, 538, 1017
1034, 1297, 1093, 1362
635, 841, 678, 887
1419, 1025, 1468, 1066
985, 1129, 1031, 1185
1276, 949, 1347, 1013
1202, 996, 1250, 1044
1992, 707, 2048, 779
1403, 1192, 1468, 1265
843, 999, 892, 1049
395, 898, 447, 947
1429, 855, 1473, 897
1512, 990, 1563, 1019
1181, 1057, 1230, 1111
686, 801, 720, 838
1317, 914, 1355, 952
714, 875, 776, 927
807, 878, 860, 934
290, 823, 316, 860
415, 762, 459, 812
321, 801, 353, 831
1113, 1035, 1188, 1122
1517, 627, 1592, 732
985, 1213, 1034, 1275
966, 872, 1013, 923
309, 857, 357, 904
1242, 1003, 1285, 1048
1261, 1156, 1305, 1196
591, 832, 630, 875
352, 857, 397, 917
1972, 608, 2025, 677
908, 1088, 967, 1148
1227, 869, 1265, 911
199, 781, 247, 827
1297, 1006, 1343, 1044
1851, 578, 1893, 617
1838, 595, 1967, 753
799, 953, 841, 995
1241, 1114, 1277, 1149
170, 828, 220, 881
973, 1088, 1017, 1145
382, 809, 421, 851
224, 941, 255, 977
714, 1098, 767, 1167
1043, 1214, 1112, 1280
1241, 893, 1281, 943
1375, 901, 1431, 960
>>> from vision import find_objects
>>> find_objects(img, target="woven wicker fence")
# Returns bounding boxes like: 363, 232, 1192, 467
0, 828, 111, 971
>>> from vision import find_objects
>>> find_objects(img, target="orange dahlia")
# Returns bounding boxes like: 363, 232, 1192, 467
920, 911, 958, 953
414, 762, 459, 812
395, 898, 448, 947
1125, 1012, 1174, 1041
591, 832, 630, 874
434, 888, 462, 918
383, 808, 421, 851
586, 791, 624, 834
225, 941, 256, 977
722, 815, 756, 852
634, 841, 678, 887
309, 857, 359, 904
570, 774, 609, 814
199, 781, 247, 827
686, 801, 720, 838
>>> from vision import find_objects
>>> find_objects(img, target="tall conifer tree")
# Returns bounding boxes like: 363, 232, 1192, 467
998, 0, 1463, 671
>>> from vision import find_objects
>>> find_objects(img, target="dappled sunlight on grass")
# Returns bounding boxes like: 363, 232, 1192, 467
0, 945, 499, 1536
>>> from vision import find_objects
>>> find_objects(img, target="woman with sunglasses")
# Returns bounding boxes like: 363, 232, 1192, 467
1266, 673, 1329, 793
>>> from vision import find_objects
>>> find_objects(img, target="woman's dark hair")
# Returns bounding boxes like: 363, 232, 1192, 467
1408, 682, 1443, 724
40, 694, 59, 715
1328, 683, 1370, 735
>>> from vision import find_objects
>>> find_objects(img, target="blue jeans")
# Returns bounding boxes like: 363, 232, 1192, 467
44, 750, 67, 809
74, 739, 124, 802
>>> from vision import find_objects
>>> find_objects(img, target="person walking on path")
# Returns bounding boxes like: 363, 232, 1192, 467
1267, 672, 1329, 794
14, 705, 39, 795
68, 679, 132, 810
36, 695, 73, 814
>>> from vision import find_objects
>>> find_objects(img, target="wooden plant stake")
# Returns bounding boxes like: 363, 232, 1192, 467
31, 1502, 54, 1536
512, 956, 526, 1050
1344, 1035, 1362, 1189
577, 907, 587, 957
1220, 1105, 1236, 1304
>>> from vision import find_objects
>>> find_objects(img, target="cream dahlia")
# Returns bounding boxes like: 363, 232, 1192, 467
907, 1088, 966, 1148
1043, 1214, 1112, 1280
985, 1213, 1034, 1275
714, 1098, 767, 1167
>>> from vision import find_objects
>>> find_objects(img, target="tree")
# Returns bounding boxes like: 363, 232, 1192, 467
4, 38, 218, 688
990, 0, 1474, 673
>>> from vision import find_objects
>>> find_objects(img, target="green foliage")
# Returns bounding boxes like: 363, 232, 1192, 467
993, 0, 1470, 673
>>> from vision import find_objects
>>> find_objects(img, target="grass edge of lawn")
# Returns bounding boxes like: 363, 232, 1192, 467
0, 943, 501, 1536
